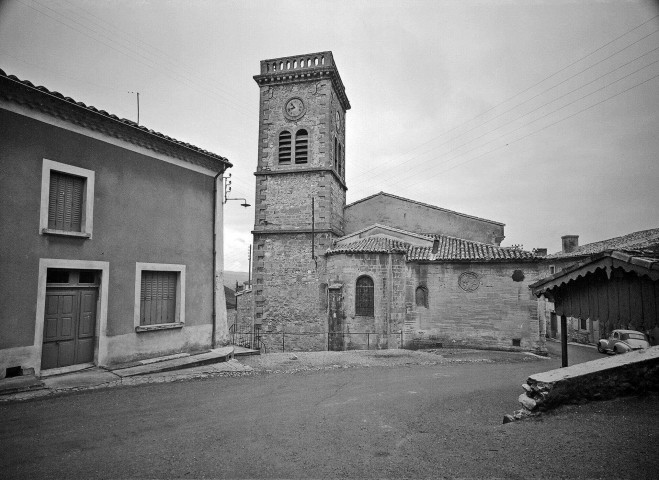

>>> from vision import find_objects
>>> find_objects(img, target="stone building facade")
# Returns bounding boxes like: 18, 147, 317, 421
246, 52, 545, 354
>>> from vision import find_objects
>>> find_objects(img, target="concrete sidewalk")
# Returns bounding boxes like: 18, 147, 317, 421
0, 346, 253, 403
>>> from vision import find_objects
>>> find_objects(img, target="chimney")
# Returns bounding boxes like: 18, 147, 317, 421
533, 248, 547, 257
561, 235, 579, 253
432, 238, 439, 254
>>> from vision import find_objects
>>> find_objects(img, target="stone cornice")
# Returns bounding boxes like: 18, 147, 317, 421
253, 51, 351, 112
254, 167, 347, 191
252, 228, 343, 236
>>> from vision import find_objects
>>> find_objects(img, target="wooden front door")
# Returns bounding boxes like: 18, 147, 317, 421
42, 269, 98, 370
328, 287, 344, 351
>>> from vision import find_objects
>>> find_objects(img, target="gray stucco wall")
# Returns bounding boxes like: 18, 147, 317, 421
0, 109, 215, 351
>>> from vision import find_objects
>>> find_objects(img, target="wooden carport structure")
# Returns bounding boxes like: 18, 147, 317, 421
530, 250, 659, 367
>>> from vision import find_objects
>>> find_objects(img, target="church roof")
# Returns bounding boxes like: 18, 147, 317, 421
326, 233, 536, 262
326, 236, 410, 254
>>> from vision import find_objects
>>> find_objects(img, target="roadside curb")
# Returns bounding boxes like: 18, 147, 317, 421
0, 357, 252, 403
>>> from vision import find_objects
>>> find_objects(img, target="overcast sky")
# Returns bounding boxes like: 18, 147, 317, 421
1, 0, 658, 271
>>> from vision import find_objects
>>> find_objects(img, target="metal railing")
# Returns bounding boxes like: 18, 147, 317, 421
230, 328, 404, 353
229, 324, 267, 353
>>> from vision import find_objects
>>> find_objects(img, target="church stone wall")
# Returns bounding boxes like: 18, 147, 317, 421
325, 253, 407, 349
253, 233, 330, 352
344, 195, 505, 245
255, 172, 340, 233
404, 262, 545, 352
257, 80, 332, 171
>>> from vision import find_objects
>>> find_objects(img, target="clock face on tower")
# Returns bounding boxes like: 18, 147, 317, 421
284, 97, 306, 120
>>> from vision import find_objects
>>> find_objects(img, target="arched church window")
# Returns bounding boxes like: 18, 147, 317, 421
415, 286, 428, 308
355, 275, 374, 316
278, 130, 291, 164
295, 129, 308, 164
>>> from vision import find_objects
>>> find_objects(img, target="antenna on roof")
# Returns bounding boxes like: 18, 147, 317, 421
128, 91, 140, 124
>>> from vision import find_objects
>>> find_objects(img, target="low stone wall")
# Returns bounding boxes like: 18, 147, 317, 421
505, 346, 659, 422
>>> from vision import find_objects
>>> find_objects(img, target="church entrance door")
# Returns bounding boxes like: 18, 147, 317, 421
328, 286, 344, 351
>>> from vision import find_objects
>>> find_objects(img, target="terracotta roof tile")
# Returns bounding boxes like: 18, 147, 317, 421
327, 234, 536, 262
0, 68, 231, 170
547, 228, 659, 259
327, 237, 409, 254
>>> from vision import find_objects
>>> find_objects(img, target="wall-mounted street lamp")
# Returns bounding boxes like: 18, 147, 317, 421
223, 174, 250, 207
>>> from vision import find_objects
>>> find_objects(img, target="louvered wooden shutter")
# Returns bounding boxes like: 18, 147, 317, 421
294, 129, 308, 164
278, 131, 292, 163
140, 271, 177, 325
48, 171, 84, 232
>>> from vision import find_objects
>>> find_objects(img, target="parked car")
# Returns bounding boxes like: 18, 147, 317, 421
597, 329, 650, 354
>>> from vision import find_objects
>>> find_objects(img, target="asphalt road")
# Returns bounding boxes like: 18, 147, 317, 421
2, 345, 656, 479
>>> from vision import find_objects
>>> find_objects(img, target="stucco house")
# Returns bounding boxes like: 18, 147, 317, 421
537, 229, 659, 343
0, 68, 231, 379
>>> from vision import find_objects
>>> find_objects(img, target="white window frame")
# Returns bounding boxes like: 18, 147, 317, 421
134, 263, 186, 332
40, 159, 95, 238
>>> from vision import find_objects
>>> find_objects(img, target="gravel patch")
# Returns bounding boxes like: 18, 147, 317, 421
239, 348, 544, 374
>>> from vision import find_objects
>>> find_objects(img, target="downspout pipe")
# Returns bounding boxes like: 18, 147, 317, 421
212, 169, 225, 349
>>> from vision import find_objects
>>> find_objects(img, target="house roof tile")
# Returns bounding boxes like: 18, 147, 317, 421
0, 68, 231, 171
548, 228, 659, 259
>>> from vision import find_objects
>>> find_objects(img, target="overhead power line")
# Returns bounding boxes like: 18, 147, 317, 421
19, 0, 250, 117
351, 13, 659, 182
386, 52, 659, 190
393, 71, 659, 191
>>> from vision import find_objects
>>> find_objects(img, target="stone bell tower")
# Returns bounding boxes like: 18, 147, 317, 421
251, 52, 351, 345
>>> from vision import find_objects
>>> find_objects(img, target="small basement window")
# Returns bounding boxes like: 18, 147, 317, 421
512, 339, 521, 347
5, 366, 22, 378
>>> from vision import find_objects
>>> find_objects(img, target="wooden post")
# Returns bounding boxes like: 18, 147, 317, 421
561, 314, 568, 367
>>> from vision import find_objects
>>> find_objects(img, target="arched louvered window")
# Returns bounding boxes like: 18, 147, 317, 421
295, 129, 308, 164
415, 286, 428, 308
355, 275, 374, 316
278, 130, 292, 164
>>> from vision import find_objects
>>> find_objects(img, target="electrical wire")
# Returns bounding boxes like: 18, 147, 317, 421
395, 71, 659, 190
388, 53, 659, 190
351, 15, 659, 182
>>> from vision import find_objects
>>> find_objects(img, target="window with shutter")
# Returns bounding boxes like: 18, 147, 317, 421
48, 171, 84, 232
295, 129, 308, 164
355, 275, 374, 316
140, 271, 178, 325
40, 159, 95, 238
279, 130, 292, 163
